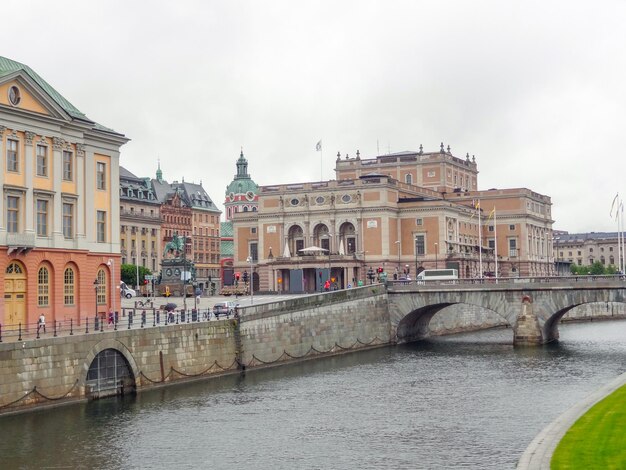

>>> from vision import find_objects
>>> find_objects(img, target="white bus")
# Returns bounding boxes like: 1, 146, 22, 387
416, 269, 459, 281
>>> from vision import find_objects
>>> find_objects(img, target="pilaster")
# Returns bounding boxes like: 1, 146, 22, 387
24, 131, 36, 235
52, 137, 64, 244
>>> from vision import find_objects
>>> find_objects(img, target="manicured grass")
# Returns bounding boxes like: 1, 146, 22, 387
551, 384, 626, 469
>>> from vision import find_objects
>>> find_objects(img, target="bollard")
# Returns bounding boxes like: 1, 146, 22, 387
53, 321, 57, 338
36, 322, 39, 339
18, 323, 22, 341
128, 313, 131, 329
94, 315, 99, 332
141, 310, 146, 328
0, 324, 2, 342
85, 317, 89, 334
70, 318, 74, 336
176, 312, 179, 324
100, 314, 104, 332
154, 310, 157, 326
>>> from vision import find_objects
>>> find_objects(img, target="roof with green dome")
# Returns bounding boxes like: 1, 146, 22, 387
225, 150, 259, 196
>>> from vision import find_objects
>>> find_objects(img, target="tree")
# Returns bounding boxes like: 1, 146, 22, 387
121, 264, 152, 287
589, 261, 605, 275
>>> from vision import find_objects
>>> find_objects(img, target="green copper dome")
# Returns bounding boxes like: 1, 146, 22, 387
225, 150, 259, 196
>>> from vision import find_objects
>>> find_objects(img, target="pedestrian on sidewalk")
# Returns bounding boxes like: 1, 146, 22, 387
37, 313, 46, 334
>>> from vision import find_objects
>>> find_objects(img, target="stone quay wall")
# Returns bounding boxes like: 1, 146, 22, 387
239, 286, 391, 366
0, 321, 236, 415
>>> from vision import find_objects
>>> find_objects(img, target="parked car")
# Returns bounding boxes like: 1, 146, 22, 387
212, 301, 239, 319
120, 282, 136, 299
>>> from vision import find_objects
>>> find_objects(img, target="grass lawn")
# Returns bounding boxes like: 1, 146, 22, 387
551, 383, 626, 469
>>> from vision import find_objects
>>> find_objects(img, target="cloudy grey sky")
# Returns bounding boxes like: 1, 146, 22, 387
6, 1, 626, 232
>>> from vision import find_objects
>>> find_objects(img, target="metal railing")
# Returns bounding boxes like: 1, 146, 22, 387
387, 274, 626, 289
0, 306, 231, 343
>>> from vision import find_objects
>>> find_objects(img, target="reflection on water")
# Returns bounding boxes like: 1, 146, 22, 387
2, 320, 625, 469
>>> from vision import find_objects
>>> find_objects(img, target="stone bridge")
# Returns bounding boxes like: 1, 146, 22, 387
387, 279, 626, 345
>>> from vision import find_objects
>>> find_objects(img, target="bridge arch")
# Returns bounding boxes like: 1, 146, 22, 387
81, 339, 140, 399
394, 299, 512, 343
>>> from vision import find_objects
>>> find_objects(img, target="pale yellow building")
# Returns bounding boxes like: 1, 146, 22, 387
0, 56, 128, 326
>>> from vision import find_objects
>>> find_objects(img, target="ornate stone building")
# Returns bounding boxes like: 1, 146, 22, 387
0, 56, 128, 325
232, 145, 554, 293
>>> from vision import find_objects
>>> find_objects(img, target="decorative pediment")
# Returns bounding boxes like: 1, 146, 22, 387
0, 72, 71, 121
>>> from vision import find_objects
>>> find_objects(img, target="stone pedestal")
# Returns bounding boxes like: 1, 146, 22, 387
514, 295, 544, 346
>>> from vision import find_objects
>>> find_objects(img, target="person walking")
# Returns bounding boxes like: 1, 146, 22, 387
324, 279, 331, 292
37, 313, 46, 334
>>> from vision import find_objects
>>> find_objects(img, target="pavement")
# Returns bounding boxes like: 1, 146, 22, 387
517, 371, 626, 469
0, 293, 307, 343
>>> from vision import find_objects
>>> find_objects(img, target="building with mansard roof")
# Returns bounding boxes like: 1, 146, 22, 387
119, 167, 161, 279
232, 144, 554, 293
0, 56, 128, 326
150, 164, 221, 292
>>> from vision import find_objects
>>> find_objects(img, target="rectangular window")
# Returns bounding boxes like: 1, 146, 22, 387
488, 225, 494, 232
96, 162, 106, 190
63, 151, 73, 181
36, 200, 48, 236
63, 203, 74, 238
509, 239, 517, 257
7, 196, 19, 233
36, 145, 48, 176
488, 239, 495, 249
415, 235, 425, 255
250, 242, 258, 262
97, 210, 106, 242
7, 139, 18, 172
416, 218, 423, 226
509, 224, 515, 230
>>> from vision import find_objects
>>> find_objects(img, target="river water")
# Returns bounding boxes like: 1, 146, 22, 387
2, 320, 626, 470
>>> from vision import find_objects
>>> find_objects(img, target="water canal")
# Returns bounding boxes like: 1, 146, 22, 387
2, 320, 626, 469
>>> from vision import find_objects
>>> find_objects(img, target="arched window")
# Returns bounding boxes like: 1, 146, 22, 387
96, 268, 107, 305
405, 174, 413, 185
38, 266, 49, 306
64, 267, 75, 305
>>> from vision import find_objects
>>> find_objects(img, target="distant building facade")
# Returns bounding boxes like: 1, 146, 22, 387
119, 167, 161, 278
554, 231, 623, 268
0, 56, 128, 326
232, 145, 554, 293
220, 150, 259, 288
150, 165, 221, 292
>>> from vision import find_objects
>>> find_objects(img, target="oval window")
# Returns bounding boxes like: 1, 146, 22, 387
315, 196, 325, 204
8, 86, 21, 106
290, 198, 299, 206
341, 194, 352, 203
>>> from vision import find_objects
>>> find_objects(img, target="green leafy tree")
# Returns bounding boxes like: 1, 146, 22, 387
589, 261, 605, 275
120, 264, 152, 287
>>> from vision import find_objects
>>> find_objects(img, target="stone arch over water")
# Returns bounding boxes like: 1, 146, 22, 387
82, 339, 139, 399
396, 302, 509, 343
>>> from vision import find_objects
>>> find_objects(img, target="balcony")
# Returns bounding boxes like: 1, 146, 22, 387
6, 232, 36, 254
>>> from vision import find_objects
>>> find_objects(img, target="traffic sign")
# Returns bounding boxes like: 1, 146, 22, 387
145, 275, 155, 280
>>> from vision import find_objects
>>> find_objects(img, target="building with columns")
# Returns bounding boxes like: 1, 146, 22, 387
0, 56, 128, 327
232, 145, 554, 293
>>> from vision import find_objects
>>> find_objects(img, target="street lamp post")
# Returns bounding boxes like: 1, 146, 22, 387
395, 240, 401, 273
107, 259, 116, 319
246, 255, 254, 304
435, 242, 438, 269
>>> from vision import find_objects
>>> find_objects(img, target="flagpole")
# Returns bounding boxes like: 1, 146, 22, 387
494, 208, 498, 283
478, 202, 483, 278
320, 146, 323, 181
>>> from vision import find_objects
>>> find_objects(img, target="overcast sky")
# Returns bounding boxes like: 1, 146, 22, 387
6, 1, 626, 232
